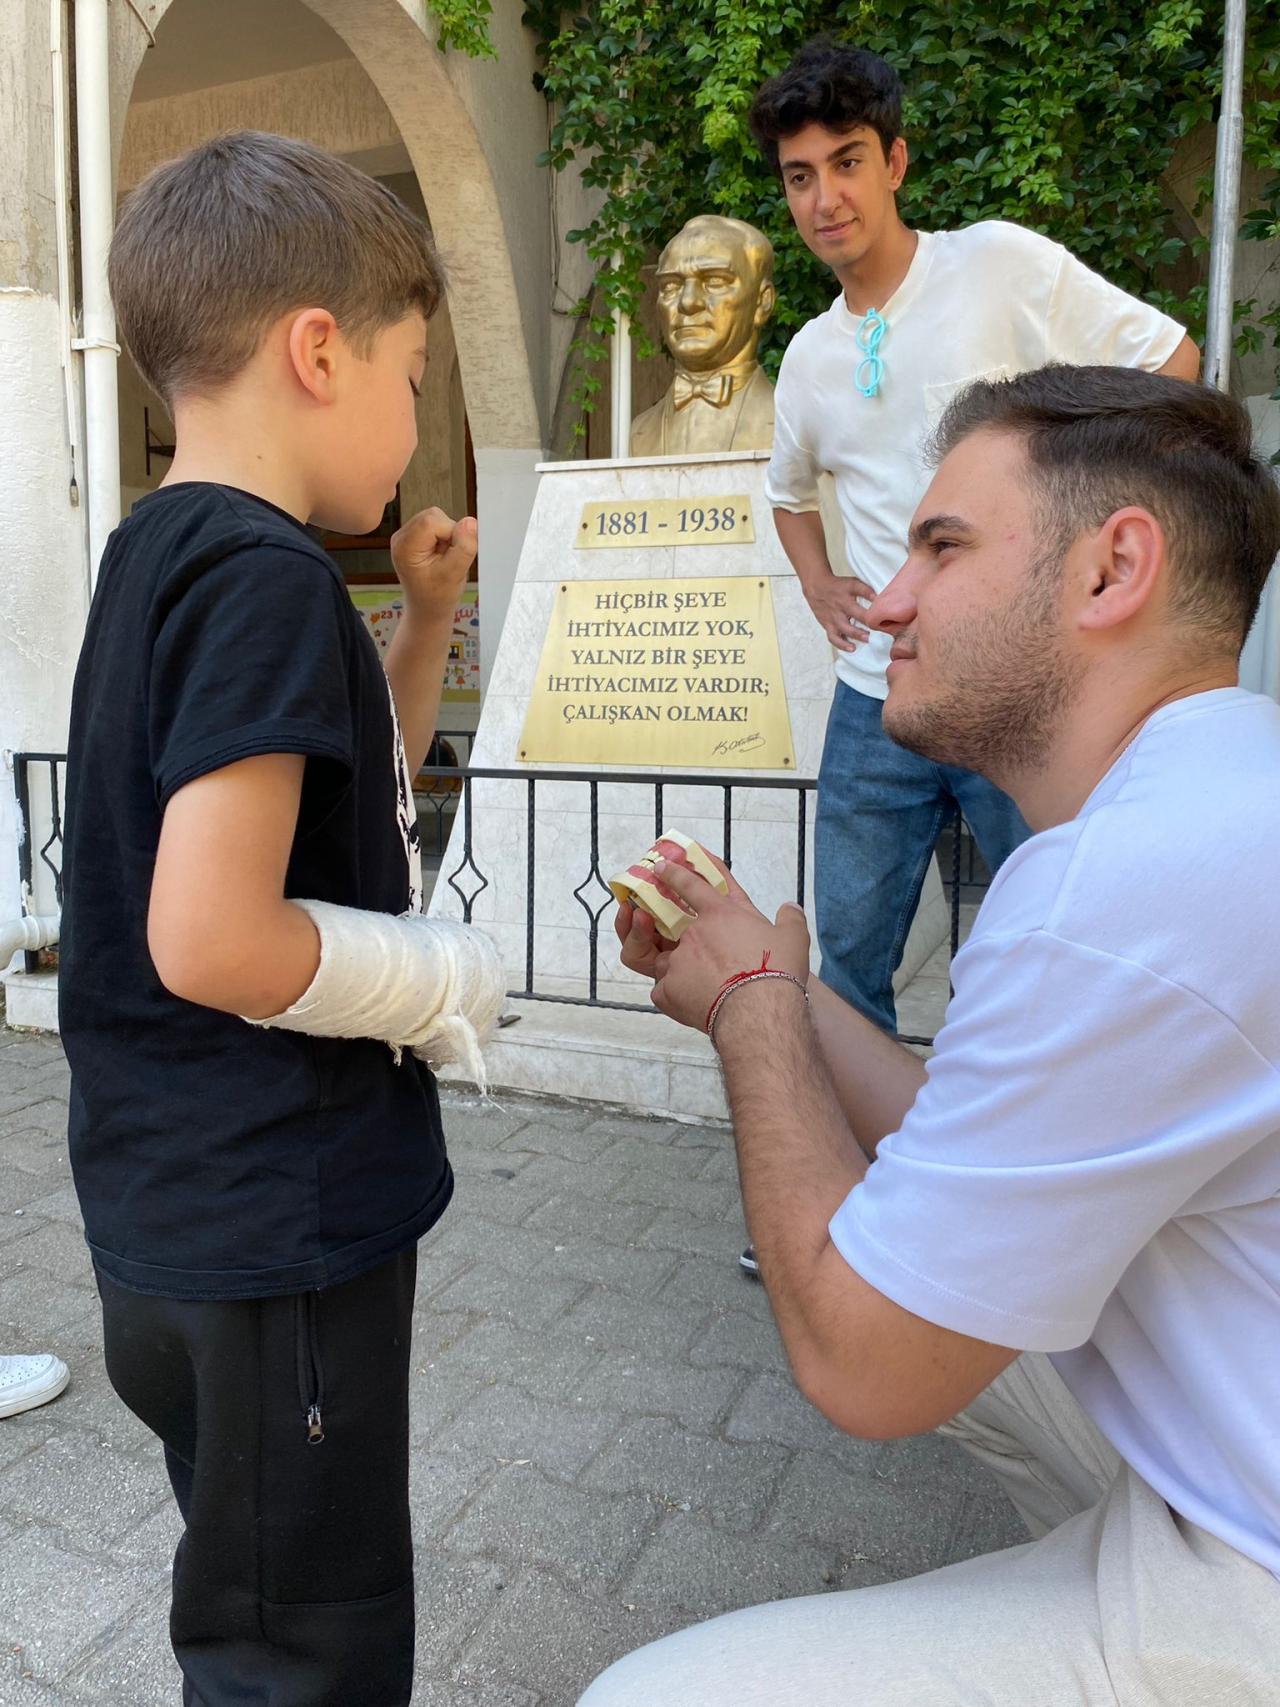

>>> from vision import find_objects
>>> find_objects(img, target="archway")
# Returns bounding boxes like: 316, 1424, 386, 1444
109, 0, 551, 690
111, 0, 543, 454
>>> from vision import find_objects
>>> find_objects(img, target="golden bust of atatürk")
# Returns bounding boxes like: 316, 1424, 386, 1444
630, 215, 776, 457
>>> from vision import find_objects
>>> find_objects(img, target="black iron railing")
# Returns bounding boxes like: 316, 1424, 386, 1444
426, 765, 816, 1014
419, 762, 986, 1046
11, 752, 67, 975
7, 736, 478, 972
414, 729, 475, 857
10, 745, 988, 1047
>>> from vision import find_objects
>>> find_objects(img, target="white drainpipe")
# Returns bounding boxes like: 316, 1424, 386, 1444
0, 914, 60, 969
50, 0, 81, 508
73, 0, 122, 586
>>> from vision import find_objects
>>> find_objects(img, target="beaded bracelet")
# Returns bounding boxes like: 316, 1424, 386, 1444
705, 967, 809, 1049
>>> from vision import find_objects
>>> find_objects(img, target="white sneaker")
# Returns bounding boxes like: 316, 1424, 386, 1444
0, 1354, 71, 1418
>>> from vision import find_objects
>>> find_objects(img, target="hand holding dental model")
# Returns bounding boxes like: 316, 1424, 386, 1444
609, 831, 730, 941
613, 831, 811, 1039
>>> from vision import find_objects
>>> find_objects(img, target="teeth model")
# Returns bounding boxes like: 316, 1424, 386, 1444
609, 830, 728, 941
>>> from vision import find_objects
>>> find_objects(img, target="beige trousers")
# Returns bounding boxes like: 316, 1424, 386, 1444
579, 1354, 1280, 1705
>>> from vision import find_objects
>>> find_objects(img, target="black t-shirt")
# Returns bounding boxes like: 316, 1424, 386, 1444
59, 483, 451, 1299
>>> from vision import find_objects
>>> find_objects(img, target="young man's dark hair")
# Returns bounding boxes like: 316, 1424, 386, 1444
748, 35, 904, 171
933, 365, 1280, 648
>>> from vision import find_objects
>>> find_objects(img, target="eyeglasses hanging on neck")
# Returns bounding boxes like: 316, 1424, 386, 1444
855, 308, 886, 399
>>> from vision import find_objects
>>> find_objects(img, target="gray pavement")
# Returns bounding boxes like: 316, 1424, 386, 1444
0, 1023, 1023, 1707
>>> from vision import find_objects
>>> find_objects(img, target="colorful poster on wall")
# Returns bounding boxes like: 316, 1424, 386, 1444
348, 586, 404, 659
348, 584, 481, 703
442, 586, 481, 703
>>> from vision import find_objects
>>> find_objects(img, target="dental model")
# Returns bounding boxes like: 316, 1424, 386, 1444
609, 831, 728, 941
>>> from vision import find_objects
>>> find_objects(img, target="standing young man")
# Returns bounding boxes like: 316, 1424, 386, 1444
751, 36, 1199, 1033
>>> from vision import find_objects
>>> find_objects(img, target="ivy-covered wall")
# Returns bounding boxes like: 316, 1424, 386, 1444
491, 2, 1278, 437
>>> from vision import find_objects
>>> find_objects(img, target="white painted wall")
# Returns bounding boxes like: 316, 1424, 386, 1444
0, 292, 89, 940
1240, 397, 1280, 705
473, 450, 542, 695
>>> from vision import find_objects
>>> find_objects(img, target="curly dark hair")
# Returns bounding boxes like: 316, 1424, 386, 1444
748, 36, 904, 174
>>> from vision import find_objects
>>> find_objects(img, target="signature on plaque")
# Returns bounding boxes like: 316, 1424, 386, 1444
712, 731, 766, 757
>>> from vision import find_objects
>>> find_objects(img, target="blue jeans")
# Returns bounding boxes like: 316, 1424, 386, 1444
815, 680, 1030, 1033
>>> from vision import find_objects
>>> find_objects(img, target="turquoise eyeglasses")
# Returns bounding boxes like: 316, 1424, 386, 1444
855, 308, 886, 399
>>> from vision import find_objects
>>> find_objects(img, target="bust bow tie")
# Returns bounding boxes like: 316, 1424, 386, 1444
672, 370, 735, 410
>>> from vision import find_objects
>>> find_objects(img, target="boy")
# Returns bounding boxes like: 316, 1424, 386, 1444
60, 132, 481, 1704
749, 38, 1198, 1035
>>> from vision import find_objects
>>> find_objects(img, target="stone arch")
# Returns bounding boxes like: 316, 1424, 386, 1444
111, 0, 544, 454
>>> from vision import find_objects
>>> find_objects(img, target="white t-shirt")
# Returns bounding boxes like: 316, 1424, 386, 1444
766, 222, 1186, 699
829, 688, 1280, 1576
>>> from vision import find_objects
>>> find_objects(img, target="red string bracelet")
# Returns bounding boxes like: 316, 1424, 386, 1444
704, 951, 808, 1047
704, 951, 773, 1035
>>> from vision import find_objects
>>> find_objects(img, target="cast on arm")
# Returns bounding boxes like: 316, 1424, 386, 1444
148, 753, 504, 1081
245, 898, 503, 1082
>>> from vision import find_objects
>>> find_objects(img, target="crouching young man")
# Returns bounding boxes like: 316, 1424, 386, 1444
588, 365, 1280, 1705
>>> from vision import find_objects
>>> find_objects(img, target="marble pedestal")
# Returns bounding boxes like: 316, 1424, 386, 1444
429, 450, 947, 1117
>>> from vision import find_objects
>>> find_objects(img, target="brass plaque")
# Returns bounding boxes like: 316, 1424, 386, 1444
575, 496, 754, 549
518, 577, 794, 769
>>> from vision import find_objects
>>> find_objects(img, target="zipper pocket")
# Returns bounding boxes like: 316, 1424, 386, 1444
295, 1290, 325, 1444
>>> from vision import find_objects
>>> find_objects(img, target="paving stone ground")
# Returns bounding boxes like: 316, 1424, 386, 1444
0, 1024, 1024, 1707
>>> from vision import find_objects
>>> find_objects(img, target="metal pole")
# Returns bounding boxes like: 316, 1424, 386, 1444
1204, 0, 1248, 393
610, 250, 633, 457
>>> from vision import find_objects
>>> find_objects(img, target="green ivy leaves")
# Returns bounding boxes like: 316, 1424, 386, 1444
430, 0, 496, 58
520, 0, 1280, 423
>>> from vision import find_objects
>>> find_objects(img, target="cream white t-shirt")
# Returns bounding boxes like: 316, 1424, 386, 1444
765, 222, 1186, 699
829, 688, 1280, 1577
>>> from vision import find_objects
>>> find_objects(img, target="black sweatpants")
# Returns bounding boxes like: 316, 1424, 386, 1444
97, 1248, 418, 1707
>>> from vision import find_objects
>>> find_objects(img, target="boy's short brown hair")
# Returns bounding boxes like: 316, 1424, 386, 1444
110, 131, 445, 407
